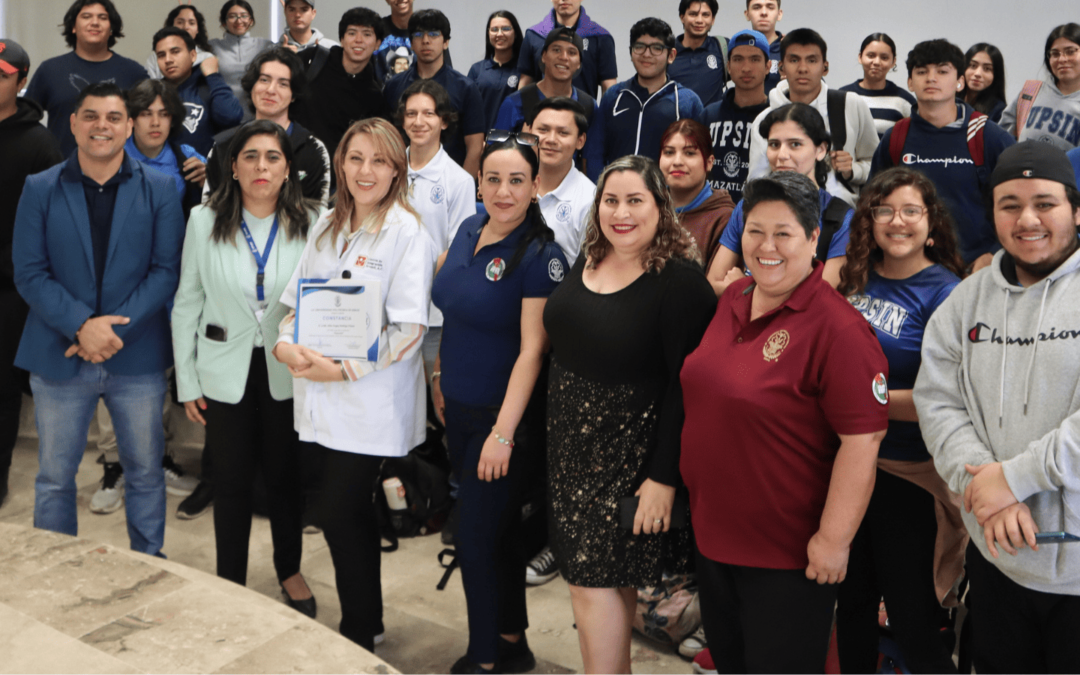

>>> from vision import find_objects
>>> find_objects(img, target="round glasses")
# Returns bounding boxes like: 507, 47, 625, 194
871, 205, 927, 224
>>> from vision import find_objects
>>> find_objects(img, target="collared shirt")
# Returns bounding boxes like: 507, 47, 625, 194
432, 212, 567, 407
61, 151, 134, 312
538, 165, 596, 267
468, 58, 523, 133
124, 137, 204, 195
495, 85, 587, 133
517, 6, 617, 98
384, 63, 486, 167
764, 32, 783, 94
680, 262, 888, 569
670, 35, 728, 107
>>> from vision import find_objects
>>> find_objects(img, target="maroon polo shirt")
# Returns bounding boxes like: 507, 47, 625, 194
680, 262, 889, 570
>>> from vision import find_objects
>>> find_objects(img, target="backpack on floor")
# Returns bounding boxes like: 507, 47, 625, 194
375, 438, 453, 552
632, 573, 701, 646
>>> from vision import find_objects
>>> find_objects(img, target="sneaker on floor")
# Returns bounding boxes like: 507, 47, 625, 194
525, 545, 558, 585
176, 480, 213, 519
162, 455, 198, 497
497, 634, 536, 674
90, 462, 124, 514
692, 648, 717, 674
679, 625, 707, 659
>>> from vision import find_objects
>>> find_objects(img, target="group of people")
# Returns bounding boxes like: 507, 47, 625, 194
3, 0, 1080, 674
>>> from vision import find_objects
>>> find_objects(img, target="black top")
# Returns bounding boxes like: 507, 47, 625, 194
543, 256, 717, 485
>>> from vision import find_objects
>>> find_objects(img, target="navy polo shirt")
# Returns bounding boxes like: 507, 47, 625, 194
517, 8, 617, 99
670, 35, 728, 107
468, 58, 523, 134
432, 213, 567, 407
494, 85, 588, 132
62, 151, 134, 312
764, 32, 783, 94
384, 63, 486, 167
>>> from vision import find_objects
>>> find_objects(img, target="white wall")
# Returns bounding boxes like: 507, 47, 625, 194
2, 0, 1071, 103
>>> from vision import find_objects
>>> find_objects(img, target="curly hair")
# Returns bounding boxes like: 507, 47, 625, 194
396, 79, 459, 141
62, 0, 124, 49
839, 167, 965, 297
582, 155, 699, 272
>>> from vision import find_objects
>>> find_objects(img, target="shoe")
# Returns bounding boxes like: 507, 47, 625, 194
679, 625, 707, 659
302, 511, 321, 535
89, 462, 124, 514
280, 581, 317, 619
450, 655, 494, 674
497, 635, 536, 674
441, 501, 459, 546
176, 480, 213, 519
692, 648, 717, 674
525, 546, 558, 585
162, 455, 198, 497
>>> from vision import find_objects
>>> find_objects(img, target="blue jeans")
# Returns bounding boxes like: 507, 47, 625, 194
31, 364, 167, 556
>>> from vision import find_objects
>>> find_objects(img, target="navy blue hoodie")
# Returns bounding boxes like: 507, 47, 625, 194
174, 70, 244, 156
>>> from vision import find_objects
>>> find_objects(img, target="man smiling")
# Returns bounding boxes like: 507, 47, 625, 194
517, 0, 617, 98
669, 0, 728, 107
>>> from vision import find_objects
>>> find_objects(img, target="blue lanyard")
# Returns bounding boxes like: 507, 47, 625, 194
239, 216, 279, 302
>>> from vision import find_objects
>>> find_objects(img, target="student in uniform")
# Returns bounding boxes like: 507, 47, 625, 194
517, 0, 617, 98
210, 0, 275, 103
669, 0, 728, 107
744, 0, 782, 94
840, 33, 916, 138
963, 44, 1007, 123
397, 79, 477, 378
172, 120, 321, 617
469, 11, 524, 135
430, 132, 567, 674
273, 117, 432, 651
704, 29, 771, 204
145, 4, 213, 79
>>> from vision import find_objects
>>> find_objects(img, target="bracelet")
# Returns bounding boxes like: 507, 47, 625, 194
339, 362, 349, 382
431, 371, 442, 379
491, 426, 514, 448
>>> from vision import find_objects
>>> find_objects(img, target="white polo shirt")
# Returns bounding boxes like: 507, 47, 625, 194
278, 205, 433, 457
406, 145, 477, 327
538, 165, 596, 267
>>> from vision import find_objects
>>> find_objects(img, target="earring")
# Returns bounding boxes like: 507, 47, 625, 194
531, 195, 539, 204
926, 238, 935, 248
232, 173, 238, 180
476, 186, 482, 200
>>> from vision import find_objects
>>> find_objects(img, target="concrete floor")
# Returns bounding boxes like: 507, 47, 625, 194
1, 396, 693, 674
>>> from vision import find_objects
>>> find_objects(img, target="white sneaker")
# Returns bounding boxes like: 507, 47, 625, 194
525, 546, 559, 585
89, 463, 124, 514
679, 625, 707, 659
162, 455, 198, 497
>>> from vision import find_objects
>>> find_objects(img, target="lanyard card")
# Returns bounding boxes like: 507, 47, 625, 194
294, 278, 382, 361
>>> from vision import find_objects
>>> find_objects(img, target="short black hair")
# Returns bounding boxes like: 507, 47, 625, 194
905, 39, 965, 79
154, 26, 195, 53
743, 171, 821, 239
396, 79, 458, 138
408, 9, 451, 42
240, 48, 307, 114
527, 96, 588, 136
679, 0, 719, 15
218, 0, 255, 29
745, 0, 781, 7
165, 4, 211, 52
338, 6, 385, 42
126, 78, 185, 136
630, 18, 676, 50
62, 0, 124, 50
781, 28, 827, 62
73, 81, 126, 115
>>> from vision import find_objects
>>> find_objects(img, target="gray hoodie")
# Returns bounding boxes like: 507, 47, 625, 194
1000, 79, 1080, 152
915, 247, 1080, 595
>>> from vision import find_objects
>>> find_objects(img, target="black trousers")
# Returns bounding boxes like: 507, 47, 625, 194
966, 540, 1080, 673
697, 548, 838, 674
445, 397, 538, 664
835, 469, 957, 674
0, 289, 29, 479
203, 349, 302, 586
304, 441, 384, 651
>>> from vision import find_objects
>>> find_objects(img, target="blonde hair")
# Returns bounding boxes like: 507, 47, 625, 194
318, 117, 419, 248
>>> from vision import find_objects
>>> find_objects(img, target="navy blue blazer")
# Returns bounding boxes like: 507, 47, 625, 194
12, 156, 185, 379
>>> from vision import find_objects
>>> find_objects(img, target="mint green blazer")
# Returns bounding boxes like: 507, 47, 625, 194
171, 204, 318, 404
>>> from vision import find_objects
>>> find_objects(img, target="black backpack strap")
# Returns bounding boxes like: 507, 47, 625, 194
826, 89, 848, 151
816, 196, 852, 261
304, 45, 332, 82
574, 87, 596, 125
518, 84, 541, 132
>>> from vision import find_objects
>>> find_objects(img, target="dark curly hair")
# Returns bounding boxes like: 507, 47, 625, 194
240, 48, 307, 114
839, 167, 965, 296
165, 4, 212, 52
62, 0, 124, 50
582, 155, 699, 272
395, 79, 458, 141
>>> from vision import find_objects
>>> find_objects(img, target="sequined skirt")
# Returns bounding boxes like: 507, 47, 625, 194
547, 359, 693, 588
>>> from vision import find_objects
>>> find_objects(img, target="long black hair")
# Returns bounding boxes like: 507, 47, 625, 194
483, 11, 523, 64
758, 103, 832, 188
963, 43, 1006, 115
166, 4, 212, 52
207, 120, 316, 244
1044, 23, 1080, 86
479, 139, 553, 277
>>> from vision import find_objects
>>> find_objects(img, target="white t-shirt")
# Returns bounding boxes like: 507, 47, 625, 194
406, 145, 477, 327
278, 204, 433, 457
538, 166, 596, 267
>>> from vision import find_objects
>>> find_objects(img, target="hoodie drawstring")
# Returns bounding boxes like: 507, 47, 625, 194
999, 289, 1008, 428
998, 279, 1053, 426
1022, 280, 1052, 415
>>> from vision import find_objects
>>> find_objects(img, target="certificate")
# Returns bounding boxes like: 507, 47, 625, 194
294, 278, 382, 361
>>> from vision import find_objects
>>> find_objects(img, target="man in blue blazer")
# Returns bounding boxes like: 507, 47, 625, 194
12, 82, 184, 556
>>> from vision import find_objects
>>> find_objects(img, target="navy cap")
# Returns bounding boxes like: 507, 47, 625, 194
728, 29, 770, 59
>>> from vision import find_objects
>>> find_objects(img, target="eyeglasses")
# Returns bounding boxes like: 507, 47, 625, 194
489, 26, 514, 34
631, 42, 669, 56
1048, 46, 1080, 60
411, 30, 443, 39
870, 205, 927, 224
485, 129, 539, 147
226, 13, 251, 21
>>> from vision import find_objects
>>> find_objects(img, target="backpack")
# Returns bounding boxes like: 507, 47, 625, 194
374, 438, 453, 552
713, 36, 730, 81
825, 89, 857, 192
817, 195, 852, 262
299, 44, 332, 81
887, 110, 990, 189
517, 84, 596, 132
1013, 79, 1044, 139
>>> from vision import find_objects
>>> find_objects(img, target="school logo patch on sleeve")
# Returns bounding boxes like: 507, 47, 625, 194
486, 257, 506, 281
872, 373, 889, 405
548, 258, 565, 282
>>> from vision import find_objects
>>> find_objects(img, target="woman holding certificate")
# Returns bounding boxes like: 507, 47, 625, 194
273, 117, 433, 651
171, 120, 320, 614
431, 132, 567, 674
